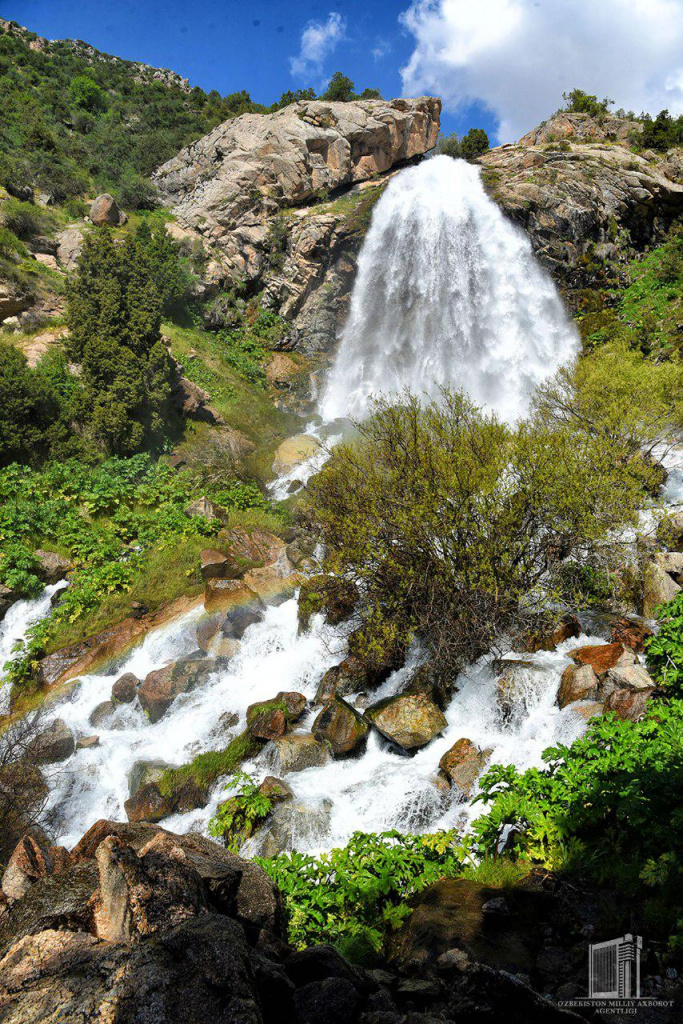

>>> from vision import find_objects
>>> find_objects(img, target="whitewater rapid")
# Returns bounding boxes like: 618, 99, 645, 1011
320, 156, 579, 424
0, 582, 67, 714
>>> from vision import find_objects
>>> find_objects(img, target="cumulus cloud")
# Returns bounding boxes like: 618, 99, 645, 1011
400, 0, 683, 142
290, 11, 346, 79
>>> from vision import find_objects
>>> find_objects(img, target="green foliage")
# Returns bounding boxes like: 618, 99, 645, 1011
322, 72, 357, 103
646, 592, 683, 696
437, 128, 490, 161
0, 24, 266, 205
0, 344, 58, 466
217, 307, 286, 387
563, 89, 613, 117
308, 386, 652, 675
64, 224, 197, 454
0, 197, 53, 241
159, 730, 261, 799
0, 455, 268, 692
635, 109, 683, 152
470, 702, 683, 929
208, 771, 273, 853
0, 542, 42, 597
68, 75, 108, 113
259, 830, 465, 952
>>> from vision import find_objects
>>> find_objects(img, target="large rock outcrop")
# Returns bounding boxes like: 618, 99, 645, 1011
152, 98, 440, 352
480, 113, 683, 302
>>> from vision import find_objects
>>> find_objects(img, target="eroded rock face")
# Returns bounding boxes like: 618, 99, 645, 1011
152, 98, 440, 352
479, 128, 683, 302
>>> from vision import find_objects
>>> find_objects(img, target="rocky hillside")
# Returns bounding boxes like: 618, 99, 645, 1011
480, 111, 683, 304
153, 98, 441, 352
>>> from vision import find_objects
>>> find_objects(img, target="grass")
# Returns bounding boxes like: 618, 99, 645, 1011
159, 729, 262, 798
462, 855, 536, 890
44, 534, 208, 652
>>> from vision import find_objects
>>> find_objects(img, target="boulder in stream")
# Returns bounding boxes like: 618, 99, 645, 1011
138, 657, 215, 723
314, 656, 368, 704
365, 694, 447, 752
438, 738, 492, 797
271, 734, 330, 775
312, 696, 369, 757
30, 719, 75, 764
111, 672, 139, 704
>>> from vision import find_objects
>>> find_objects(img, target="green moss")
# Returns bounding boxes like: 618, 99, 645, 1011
159, 729, 262, 798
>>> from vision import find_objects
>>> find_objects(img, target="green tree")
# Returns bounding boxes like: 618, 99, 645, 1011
460, 127, 490, 160
436, 133, 462, 158
0, 344, 57, 465
308, 387, 651, 675
68, 75, 108, 113
562, 88, 613, 117
323, 72, 356, 102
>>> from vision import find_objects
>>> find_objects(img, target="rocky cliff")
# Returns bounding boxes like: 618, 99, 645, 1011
480, 112, 683, 303
153, 98, 441, 352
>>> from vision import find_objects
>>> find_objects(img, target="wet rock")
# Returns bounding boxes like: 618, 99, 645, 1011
273, 434, 320, 475
258, 776, 293, 803
30, 718, 75, 764
222, 601, 266, 640
89, 193, 127, 227
438, 739, 491, 797
568, 642, 635, 677
365, 694, 447, 752
603, 688, 651, 721
609, 616, 654, 653
128, 759, 171, 799
111, 671, 139, 704
294, 975, 360, 1024
522, 614, 581, 653
76, 735, 100, 749
252, 798, 333, 858
602, 663, 655, 695
248, 706, 287, 741
199, 548, 239, 581
315, 657, 367, 704
643, 561, 680, 617
138, 657, 215, 723
272, 734, 330, 775
204, 577, 261, 614
493, 660, 545, 722
34, 549, 70, 584
0, 583, 16, 621
276, 691, 307, 721
312, 696, 369, 757
89, 700, 115, 728
569, 701, 603, 721
557, 664, 599, 709
124, 783, 174, 825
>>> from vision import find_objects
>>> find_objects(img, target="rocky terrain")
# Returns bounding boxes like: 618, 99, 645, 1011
480, 111, 683, 303
5, 819, 676, 1024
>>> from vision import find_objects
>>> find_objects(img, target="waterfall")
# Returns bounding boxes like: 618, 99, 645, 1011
320, 156, 579, 424
0, 582, 67, 714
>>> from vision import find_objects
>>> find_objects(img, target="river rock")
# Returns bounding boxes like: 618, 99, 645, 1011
89, 193, 126, 227
438, 739, 491, 797
273, 435, 320, 475
124, 784, 174, 824
557, 665, 599, 709
0, 583, 16, 621
609, 616, 654, 653
247, 706, 287, 741
34, 549, 70, 584
203, 578, 261, 615
365, 694, 447, 751
271, 734, 330, 775
256, 798, 333, 859
567, 642, 635, 677
602, 663, 655, 697
111, 672, 139, 704
312, 696, 369, 757
603, 688, 651, 722
89, 700, 115, 728
138, 658, 215, 723
30, 719, 75, 764
76, 735, 100, 749
128, 760, 171, 799
314, 657, 368, 704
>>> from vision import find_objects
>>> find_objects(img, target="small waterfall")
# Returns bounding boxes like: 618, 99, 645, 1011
0, 582, 67, 714
320, 156, 579, 424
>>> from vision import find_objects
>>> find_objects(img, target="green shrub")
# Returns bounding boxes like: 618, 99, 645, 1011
646, 592, 683, 696
259, 830, 465, 952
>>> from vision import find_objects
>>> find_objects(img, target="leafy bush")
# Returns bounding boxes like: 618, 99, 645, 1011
259, 830, 465, 952
208, 771, 273, 852
646, 592, 683, 696
308, 386, 653, 676
470, 702, 683, 931
437, 128, 490, 161
563, 89, 613, 117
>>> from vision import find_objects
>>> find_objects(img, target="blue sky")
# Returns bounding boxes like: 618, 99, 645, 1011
4, 1, 683, 145
2, 1, 495, 140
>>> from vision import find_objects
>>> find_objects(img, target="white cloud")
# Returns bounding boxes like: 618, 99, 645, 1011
400, 0, 683, 142
372, 39, 392, 62
290, 11, 347, 79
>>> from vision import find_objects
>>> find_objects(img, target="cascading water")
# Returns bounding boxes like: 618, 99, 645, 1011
29, 155, 637, 854
0, 582, 67, 714
320, 156, 579, 424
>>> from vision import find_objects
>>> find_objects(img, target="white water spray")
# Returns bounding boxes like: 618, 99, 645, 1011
0, 582, 67, 714
320, 157, 579, 424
